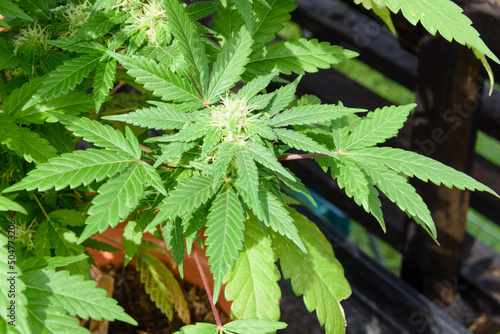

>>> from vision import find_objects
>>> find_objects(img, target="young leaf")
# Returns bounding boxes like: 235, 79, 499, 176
22, 268, 137, 324
224, 217, 281, 321
186, 1, 218, 20
123, 219, 143, 266
108, 53, 204, 105
341, 104, 415, 151
346, 147, 499, 196
248, 39, 358, 75
93, 58, 117, 112
104, 104, 195, 131
3, 150, 134, 193
151, 120, 208, 143
136, 252, 190, 324
24, 54, 101, 108
163, 0, 210, 97
201, 127, 223, 159
80, 163, 144, 242
205, 186, 246, 302
211, 2, 244, 40
207, 26, 253, 104
272, 208, 351, 334
269, 104, 363, 127
0, 0, 33, 21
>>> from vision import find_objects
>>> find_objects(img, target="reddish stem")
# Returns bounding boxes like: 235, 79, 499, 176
193, 250, 222, 328
277, 152, 338, 161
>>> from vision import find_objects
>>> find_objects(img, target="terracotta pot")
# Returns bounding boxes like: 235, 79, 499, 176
86, 222, 232, 317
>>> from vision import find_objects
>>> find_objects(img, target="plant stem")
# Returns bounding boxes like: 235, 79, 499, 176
277, 152, 338, 161
33, 193, 50, 221
193, 250, 222, 329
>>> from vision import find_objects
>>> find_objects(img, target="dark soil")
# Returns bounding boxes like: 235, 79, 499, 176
89, 265, 228, 334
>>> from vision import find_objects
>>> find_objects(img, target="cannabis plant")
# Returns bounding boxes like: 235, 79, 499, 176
0, 0, 498, 333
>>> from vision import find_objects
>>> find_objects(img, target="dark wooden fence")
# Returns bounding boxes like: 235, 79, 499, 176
281, 0, 500, 333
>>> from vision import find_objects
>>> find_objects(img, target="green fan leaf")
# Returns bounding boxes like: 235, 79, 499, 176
18, 255, 89, 276
79, 163, 144, 242
205, 186, 246, 302
224, 216, 281, 321
2, 77, 43, 115
0, 0, 33, 21
273, 128, 332, 155
4, 150, 134, 193
24, 54, 101, 108
372, 0, 499, 84
163, 0, 210, 97
272, 208, 351, 334
207, 26, 253, 104
109, 53, 204, 105
75, 11, 126, 40
263, 75, 301, 115
252, 0, 298, 50
104, 104, 195, 131
237, 71, 278, 100
211, 3, 244, 40
248, 38, 358, 75
151, 176, 220, 223
352, 157, 437, 238
93, 58, 117, 112
22, 268, 137, 324
244, 140, 295, 180
55, 114, 139, 157
175, 322, 218, 334
269, 104, 363, 127
49, 223, 90, 278
234, 143, 260, 209
154, 142, 198, 168
346, 147, 499, 196
211, 141, 237, 187
234, 0, 253, 31
0, 121, 57, 164
48, 40, 107, 54
12, 90, 94, 125
334, 156, 385, 231
201, 127, 223, 159
186, 1, 218, 20
253, 192, 306, 252
140, 162, 168, 195
151, 120, 208, 143
223, 318, 288, 333
136, 252, 190, 323
0, 195, 27, 214
162, 218, 186, 270
341, 104, 415, 151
